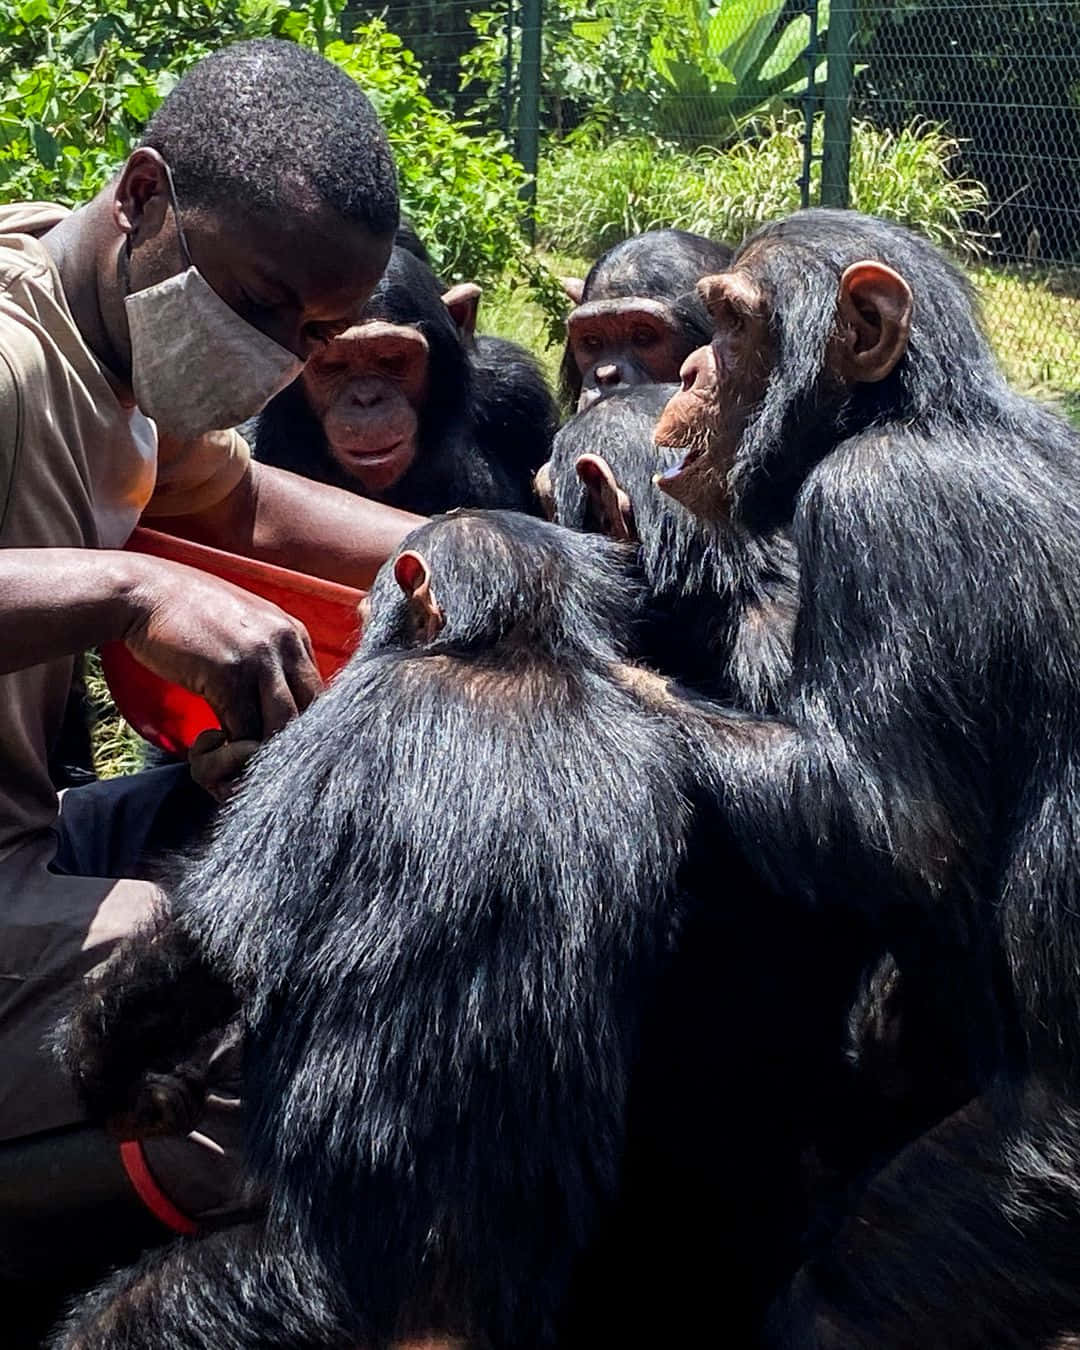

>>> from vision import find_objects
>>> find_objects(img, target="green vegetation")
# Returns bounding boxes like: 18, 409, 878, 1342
462, 0, 832, 146
537, 115, 988, 261
0, 0, 532, 286
977, 267, 1080, 415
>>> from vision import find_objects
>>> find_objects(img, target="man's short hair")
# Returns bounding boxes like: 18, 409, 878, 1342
141, 39, 399, 235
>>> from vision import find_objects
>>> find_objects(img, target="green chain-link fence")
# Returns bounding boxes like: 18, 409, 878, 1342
374, 0, 1079, 412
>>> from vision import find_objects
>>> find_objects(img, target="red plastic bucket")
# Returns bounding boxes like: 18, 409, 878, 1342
100, 528, 365, 755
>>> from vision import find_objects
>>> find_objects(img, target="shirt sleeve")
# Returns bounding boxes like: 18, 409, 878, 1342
0, 346, 21, 538
142, 426, 253, 519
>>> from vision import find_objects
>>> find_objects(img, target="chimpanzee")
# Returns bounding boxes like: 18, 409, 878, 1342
653, 207, 1080, 1346
50, 511, 835, 1349
536, 389, 940, 1218
536, 384, 796, 708
559, 228, 734, 411
249, 245, 557, 515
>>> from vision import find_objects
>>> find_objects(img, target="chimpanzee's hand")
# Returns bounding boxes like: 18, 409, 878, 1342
101, 1035, 220, 1141
188, 728, 261, 803
53, 919, 240, 1135
121, 554, 323, 741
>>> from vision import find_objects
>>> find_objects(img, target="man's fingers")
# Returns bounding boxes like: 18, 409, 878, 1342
283, 643, 324, 715
255, 669, 301, 740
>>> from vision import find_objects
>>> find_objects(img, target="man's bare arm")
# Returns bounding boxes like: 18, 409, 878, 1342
0, 548, 322, 740
0, 549, 142, 673
153, 460, 423, 591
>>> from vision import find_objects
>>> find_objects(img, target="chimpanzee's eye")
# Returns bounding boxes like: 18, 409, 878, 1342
632, 327, 658, 347
314, 358, 349, 378
380, 354, 408, 379
580, 334, 602, 352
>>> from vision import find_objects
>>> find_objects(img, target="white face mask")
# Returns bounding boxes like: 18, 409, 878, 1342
124, 167, 304, 442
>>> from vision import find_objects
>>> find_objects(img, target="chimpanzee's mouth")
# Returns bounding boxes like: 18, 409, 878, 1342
654, 443, 703, 482
340, 438, 406, 464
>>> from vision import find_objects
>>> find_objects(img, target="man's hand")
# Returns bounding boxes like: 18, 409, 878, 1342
123, 554, 323, 742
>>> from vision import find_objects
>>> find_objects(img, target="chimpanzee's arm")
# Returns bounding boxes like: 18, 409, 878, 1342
53, 916, 239, 1136
691, 454, 989, 913
48, 1222, 358, 1350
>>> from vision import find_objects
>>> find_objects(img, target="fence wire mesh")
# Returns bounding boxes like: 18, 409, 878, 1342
373, 0, 1079, 413
846, 0, 1080, 407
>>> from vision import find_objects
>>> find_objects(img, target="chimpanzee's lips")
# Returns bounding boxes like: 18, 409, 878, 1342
654, 443, 703, 482
339, 438, 406, 465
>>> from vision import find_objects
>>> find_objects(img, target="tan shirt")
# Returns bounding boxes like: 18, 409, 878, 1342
0, 201, 251, 856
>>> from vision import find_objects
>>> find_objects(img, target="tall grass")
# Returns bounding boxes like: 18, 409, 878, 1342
538, 115, 989, 259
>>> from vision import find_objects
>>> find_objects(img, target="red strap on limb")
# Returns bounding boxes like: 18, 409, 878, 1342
119, 1139, 199, 1236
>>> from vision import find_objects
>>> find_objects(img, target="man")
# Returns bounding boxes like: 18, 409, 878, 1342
0, 38, 423, 1287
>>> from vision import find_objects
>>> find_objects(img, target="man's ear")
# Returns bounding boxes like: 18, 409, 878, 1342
835, 261, 913, 384
560, 276, 585, 305
575, 454, 636, 542
442, 283, 482, 339
113, 146, 170, 240
393, 550, 445, 641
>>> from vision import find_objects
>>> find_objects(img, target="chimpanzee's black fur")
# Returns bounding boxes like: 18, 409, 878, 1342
249, 248, 557, 515
52, 511, 830, 1348
546, 384, 797, 708
669, 209, 1080, 1346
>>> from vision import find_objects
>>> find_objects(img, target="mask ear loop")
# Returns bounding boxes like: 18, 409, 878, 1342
160, 160, 194, 271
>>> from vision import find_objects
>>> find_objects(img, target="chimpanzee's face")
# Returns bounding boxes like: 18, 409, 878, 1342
301, 320, 429, 493
566, 297, 698, 412
653, 248, 914, 521
652, 268, 775, 518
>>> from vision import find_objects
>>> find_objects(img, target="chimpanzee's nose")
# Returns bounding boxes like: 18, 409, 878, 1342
679, 346, 714, 393
352, 384, 385, 409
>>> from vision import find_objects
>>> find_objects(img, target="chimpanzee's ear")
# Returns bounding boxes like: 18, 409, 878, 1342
393, 550, 445, 641
575, 454, 636, 542
442, 283, 482, 339
561, 277, 585, 305
835, 261, 913, 384
533, 461, 556, 520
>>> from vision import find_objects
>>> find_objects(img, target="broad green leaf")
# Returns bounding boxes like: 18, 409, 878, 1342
16, 0, 49, 24
759, 11, 822, 82
0, 115, 23, 149
63, 16, 119, 64
572, 19, 613, 43
29, 119, 57, 168
708, 0, 785, 81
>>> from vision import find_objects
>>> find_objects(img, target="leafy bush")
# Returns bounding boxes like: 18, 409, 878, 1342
538, 115, 988, 258
462, 0, 832, 149
461, 0, 669, 140
647, 0, 831, 145
0, 0, 532, 285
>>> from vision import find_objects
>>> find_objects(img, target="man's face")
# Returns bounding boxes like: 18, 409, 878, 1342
118, 150, 393, 364
177, 200, 393, 361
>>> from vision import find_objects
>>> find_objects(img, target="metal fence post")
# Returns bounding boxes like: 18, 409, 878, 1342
517, 0, 542, 242
798, 0, 820, 210
820, 0, 855, 208
502, 0, 515, 140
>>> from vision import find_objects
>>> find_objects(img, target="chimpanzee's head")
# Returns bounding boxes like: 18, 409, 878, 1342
559, 229, 734, 412
300, 247, 480, 494
106, 39, 399, 434
359, 509, 644, 664
535, 384, 678, 547
654, 209, 998, 530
